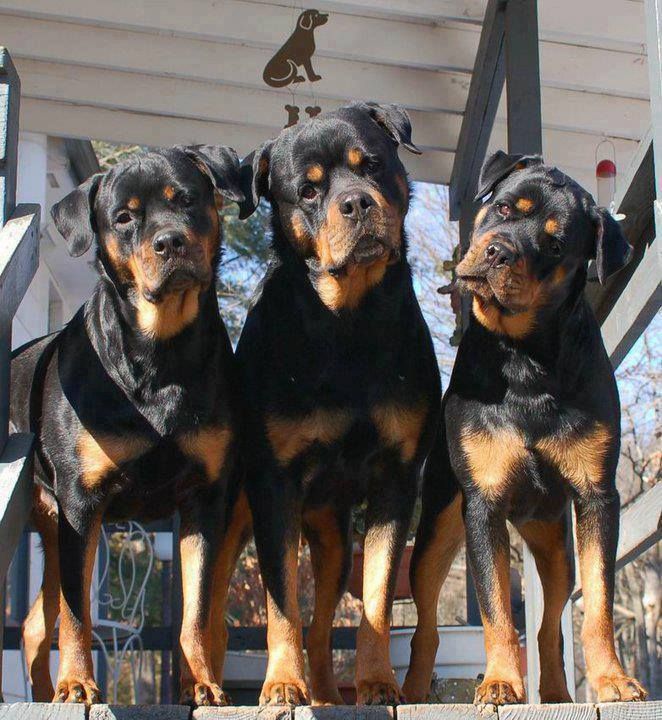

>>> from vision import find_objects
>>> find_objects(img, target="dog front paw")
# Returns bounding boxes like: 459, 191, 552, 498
356, 679, 404, 705
54, 677, 101, 705
180, 681, 230, 707
474, 677, 524, 705
260, 679, 310, 705
595, 674, 647, 702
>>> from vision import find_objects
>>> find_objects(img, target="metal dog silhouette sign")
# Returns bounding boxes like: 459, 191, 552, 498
263, 9, 328, 88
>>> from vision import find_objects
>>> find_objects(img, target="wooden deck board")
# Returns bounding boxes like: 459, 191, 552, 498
0, 703, 659, 719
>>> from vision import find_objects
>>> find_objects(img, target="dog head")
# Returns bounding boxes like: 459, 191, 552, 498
240, 102, 420, 311
51, 145, 243, 337
455, 151, 631, 338
298, 9, 328, 31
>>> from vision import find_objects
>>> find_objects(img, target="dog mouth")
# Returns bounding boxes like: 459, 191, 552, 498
142, 263, 210, 302
327, 236, 394, 277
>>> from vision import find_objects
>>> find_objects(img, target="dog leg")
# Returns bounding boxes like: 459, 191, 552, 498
178, 487, 227, 707
302, 57, 322, 83
517, 515, 574, 702
54, 507, 102, 704
209, 489, 252, 700
22, 495, 60, 701
355, 466, 416, 705
575, 491, 647, 702
402, 493, 464, 702
303, 504, 352, 706
251, 479, 309, 705
466, 497, 525, 705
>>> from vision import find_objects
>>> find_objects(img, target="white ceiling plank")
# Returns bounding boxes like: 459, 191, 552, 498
13, 58, 463, 151
0, 0, 648, 86
19, 97, 455, 184
2, 14, 650, 140
0, 14, 471, 113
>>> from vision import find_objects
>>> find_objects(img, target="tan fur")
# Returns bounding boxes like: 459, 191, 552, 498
303, 506, 347, 705
266, 408, 353, 464
371, 403, 427, 462
403, 494, 465, 702
127, 196, 141, 211
461, 426, 526, 500
474, 204, 489, 227
163, 185, 176, 201
306, 164, 325, 182
472, 296, 537, 339
178, 426, 233, 482
135, 288, 201, 339
347, 148, 363, 168
518, 519, 573, 702
355, 522, 403, 704
317, 257, 389, 312
545, 217, 560, 234
77, 430, 151, 489
516, 197, 534, 213
535, 423, 612, 493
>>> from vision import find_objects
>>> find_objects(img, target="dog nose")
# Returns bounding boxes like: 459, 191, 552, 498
152, 231, 186, 258
485, 242, 517, 268
338, 191, 375, 222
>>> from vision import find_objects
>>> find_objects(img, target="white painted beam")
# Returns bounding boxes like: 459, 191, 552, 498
19, 98, 455, 184
0, 1, 649, 97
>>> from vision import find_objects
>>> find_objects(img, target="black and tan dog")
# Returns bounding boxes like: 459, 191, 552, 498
10, 146, 251, 705
402, 152, 647, 705
237, 103, 440, 705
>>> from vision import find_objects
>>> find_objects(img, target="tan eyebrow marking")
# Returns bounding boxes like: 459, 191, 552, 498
306, 164, 324, 183
545, 218, 559, 234
163, 185, 176, 201
347, 148, 363, 169
127, 196, 141, 210
515, 198, 534, 213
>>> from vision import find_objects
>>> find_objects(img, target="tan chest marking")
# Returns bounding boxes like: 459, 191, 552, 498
472, 296, 537, 339
178, 426, 233, 482
78, 430, 151, 489
266, 408, 353, 465
461, 428, 526, 499
535, 423, 612, 492
372, 403, 427, 463
134, 289, 200, 340
317, 258, 388, 312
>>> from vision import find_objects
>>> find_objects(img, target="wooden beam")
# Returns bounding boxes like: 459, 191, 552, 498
19, 98, 455, 184
0, 5, 649, 100
0, 204, 41, 330
449, 0, 506, 219
1, 15, 650, 139
63, 139, 99, 184
505, 0, 542, 155
574, 483, 662, 599
0, 47, 19, 229
601, 231, 661, 368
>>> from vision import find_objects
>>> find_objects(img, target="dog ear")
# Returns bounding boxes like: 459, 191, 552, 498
299, 9, 314, 30
51, 173, 103, 257
181, 145, 245, 203
591, 206, 632, 284
353, 101, 421, 155
238, 140, 273, 220
474, 151, 543, 202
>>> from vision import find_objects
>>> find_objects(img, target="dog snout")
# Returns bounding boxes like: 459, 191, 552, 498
485, 241, 517, 268
338, 191, 375, 223
152, 231, 187, 259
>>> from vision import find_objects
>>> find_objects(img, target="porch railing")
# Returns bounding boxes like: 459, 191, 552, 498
0, 46, 40, 698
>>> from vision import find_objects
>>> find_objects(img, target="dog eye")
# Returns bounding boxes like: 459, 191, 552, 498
495, 203, 511, 218
550, 240, 563, 257
115, 211, 133, 225
300, 185, 318, 201
364, 157, 381, 174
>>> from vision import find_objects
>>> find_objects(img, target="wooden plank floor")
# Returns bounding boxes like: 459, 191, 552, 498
0, 704, 660, 719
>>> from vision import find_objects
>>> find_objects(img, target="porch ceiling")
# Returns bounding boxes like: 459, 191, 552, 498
0, 0, 650, 189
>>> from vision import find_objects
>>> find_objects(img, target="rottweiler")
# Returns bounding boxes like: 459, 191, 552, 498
10, 145, 252, 706
236, 103, 440, 705
402, 152, 648, 705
